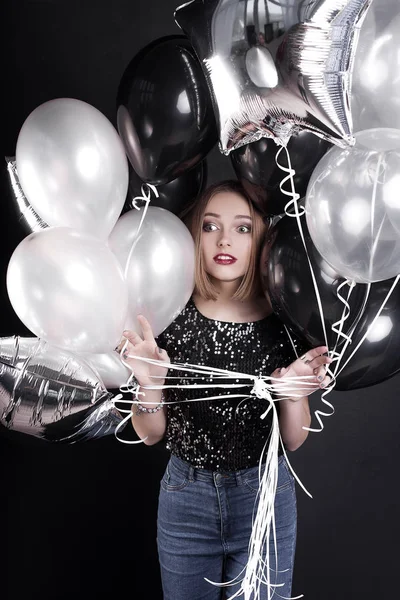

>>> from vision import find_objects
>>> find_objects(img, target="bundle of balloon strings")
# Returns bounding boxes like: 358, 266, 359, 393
111, 352, 318, 600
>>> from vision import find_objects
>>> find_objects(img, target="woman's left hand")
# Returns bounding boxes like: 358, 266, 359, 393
271, 346, 332, 401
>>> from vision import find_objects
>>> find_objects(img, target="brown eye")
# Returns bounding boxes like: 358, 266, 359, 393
237, 225, 251, 233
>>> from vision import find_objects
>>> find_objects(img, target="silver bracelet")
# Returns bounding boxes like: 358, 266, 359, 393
134, 402, 164, 415
134, 391, 165, 416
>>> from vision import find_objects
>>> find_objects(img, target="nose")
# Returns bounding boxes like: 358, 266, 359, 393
217, 231, 231, 247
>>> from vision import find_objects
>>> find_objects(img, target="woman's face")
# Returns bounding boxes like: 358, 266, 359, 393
201, 191, 253, 283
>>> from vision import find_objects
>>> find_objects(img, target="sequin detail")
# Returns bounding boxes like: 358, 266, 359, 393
156, 299, 308, 471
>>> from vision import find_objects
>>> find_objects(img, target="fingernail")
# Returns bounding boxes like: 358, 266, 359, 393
318, 375, 323, 381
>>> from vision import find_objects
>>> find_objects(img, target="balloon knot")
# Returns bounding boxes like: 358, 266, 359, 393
251, 377, 272, 401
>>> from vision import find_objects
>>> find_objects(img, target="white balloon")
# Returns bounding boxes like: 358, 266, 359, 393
109, 207, 195, 336
306, 128, 400, 284
7, 227, 129, 353
16, 98, 129, 240
352, 0, 400, 131
82, 352, 132, 389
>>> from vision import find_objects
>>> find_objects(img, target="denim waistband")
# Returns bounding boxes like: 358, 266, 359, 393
169, 453, 285, 485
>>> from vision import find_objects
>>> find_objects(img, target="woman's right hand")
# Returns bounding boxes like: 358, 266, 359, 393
118, 315, 170, 388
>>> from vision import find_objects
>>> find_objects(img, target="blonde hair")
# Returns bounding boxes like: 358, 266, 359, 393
182, 180, 268, 301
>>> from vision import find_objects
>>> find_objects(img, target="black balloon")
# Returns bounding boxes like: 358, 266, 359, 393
117, 35, 217, 185
265, 214, 368, 349
123, 159, 207, 216
334, 278, 400, 391
231, 132, 331, 216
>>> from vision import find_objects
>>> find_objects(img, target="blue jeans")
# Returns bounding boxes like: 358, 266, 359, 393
157, 454, 297, 600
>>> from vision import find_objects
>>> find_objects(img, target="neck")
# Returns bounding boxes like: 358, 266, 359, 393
193, 277, 272, 323
208, 277, 242, 304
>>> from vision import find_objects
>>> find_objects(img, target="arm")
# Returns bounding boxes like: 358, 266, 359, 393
272, 346, 332, 452
130, 388, 167, 446
121, 316, 169, 446
278, 396, 311, 451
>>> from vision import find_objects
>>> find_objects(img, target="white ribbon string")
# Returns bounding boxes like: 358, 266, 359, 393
204, 403, 303, 600
275, 145, 329, 352
275, 146, 338, 433
129, 182, 159, 211
333, 275, 400, 379
330, 279, 356, 348
329, 295, 369, 382
298, 279, 359, 433
124, 183, 159, 280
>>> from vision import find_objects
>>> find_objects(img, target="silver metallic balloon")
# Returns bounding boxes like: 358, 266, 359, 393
108, 206, 195, 336
15, 98, 129, 240
5, 157, 49, 233
306, 128, 400, 283
175, 0, 372, 154
80, 351, 131, 389
6, 227, 129, 353
0, 336, 123, 442
351, 0, 400, 131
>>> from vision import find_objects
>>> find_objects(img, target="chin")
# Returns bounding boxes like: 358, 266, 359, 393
207, 271, 245, 283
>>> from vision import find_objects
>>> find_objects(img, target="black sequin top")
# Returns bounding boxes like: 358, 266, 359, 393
157, 298, 308, 471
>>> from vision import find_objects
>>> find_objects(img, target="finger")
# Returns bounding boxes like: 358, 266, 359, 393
309, 355, 332, 369
271, 368, 284, 379
118, 340, 134, 360
137, 315, 156, 344
153, 345, 165, 358
319, 375, 332, 389
302, 353, 331, 368
158, 349, 170, 364
123, 330, 143, 347
301, 346, 329, 361
313, 365, 327, 382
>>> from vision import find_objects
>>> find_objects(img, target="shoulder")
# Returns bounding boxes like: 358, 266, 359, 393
258, 313, 311, 359
156, 298, 197, 347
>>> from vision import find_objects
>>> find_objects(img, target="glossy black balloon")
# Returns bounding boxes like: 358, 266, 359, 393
265, 214, 368, 349
117, 35, 217, 185
335, 278, 400, 391
123, 160, 207, 216
231, 132, 331, 216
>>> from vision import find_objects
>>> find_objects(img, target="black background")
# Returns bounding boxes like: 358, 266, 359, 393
2, 2, 399, 599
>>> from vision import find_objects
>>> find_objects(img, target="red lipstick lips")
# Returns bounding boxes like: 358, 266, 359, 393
213, 253, 237, 265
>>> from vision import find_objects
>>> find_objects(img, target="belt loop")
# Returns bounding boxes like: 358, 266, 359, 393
235, 469, 243, 486
188, 464, 195, 482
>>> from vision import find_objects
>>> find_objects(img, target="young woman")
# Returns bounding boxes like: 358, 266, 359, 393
122, 181, 331, 600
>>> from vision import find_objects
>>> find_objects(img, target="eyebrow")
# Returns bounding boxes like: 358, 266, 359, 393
204, 212, 252, 220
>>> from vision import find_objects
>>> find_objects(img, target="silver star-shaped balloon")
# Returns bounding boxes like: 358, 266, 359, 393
0, 336, 122, 442
175, 0, 373, 153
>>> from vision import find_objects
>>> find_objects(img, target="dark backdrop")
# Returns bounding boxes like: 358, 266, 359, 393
2, 2, 399, 599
